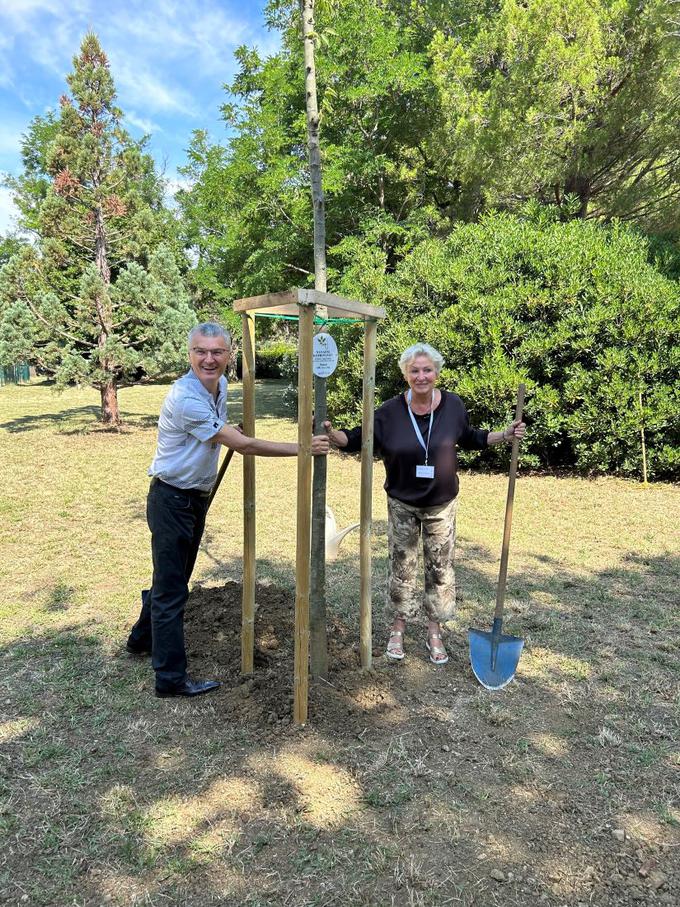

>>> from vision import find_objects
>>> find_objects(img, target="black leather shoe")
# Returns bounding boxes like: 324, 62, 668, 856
126, 641, 152, 656
155, 678, 221, 699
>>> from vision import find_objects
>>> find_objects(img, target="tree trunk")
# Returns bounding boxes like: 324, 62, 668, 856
563, 172, 591, 218
94, 204, 120, 425
302, 0, 329, 679
302, 0, 327, 293
94, 205, 111, 285
100, 379, 120, 426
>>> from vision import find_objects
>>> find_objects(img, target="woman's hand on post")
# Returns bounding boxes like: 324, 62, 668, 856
311, 435, 330, 456
503, 419, 526, 442
323, 420, 349, 449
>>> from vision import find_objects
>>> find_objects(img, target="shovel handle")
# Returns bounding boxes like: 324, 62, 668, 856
206, 422, 243, 512
207, 447, 235, 511
494, 384, 525, 622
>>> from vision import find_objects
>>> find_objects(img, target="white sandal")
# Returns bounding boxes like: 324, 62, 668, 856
426, 632, 449, 665
386, 629, 405, 661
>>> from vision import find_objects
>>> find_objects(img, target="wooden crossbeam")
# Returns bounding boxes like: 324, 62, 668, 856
234, 288, 385, 321
297, 288, 385, 320
233, 290, 298, 313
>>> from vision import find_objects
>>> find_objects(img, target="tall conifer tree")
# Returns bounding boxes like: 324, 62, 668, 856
0, 33, 195, 424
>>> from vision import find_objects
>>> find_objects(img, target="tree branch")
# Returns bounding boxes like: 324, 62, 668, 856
284, 261, 312, 276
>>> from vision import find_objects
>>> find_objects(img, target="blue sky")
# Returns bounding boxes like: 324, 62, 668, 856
0, 0, 279, 234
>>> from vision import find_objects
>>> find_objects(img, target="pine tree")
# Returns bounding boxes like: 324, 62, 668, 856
0, 33, 195, 425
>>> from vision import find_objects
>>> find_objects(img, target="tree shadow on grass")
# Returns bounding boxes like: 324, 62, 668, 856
3, 551, 678, 905
133, 546, 679, 903
220, 379, 293, 426
0, 379, 293, 437
0, 405, 102, 433
44, 581, 78, 612
0, 407, 161, 434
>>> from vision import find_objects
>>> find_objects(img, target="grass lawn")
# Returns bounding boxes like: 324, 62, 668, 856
1, 379, 678, 906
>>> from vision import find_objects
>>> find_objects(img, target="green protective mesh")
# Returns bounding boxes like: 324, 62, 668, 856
254, 312, 362, 325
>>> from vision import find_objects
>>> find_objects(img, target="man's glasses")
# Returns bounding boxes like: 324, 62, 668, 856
191, 348, 230, 358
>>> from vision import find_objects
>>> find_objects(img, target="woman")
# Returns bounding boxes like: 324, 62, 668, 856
325, 343, 526, 665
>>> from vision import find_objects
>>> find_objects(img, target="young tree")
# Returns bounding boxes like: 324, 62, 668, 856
301, 0, 330, 677
0, 33, 195, 424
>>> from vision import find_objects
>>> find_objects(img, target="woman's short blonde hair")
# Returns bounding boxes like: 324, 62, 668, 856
399, 343, 444, 377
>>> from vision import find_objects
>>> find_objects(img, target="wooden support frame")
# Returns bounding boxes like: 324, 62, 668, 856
233, 288, 384, 725
234, 288, 385, 322
359, 319, 378, 668
294, 302, 315, 724
241, 313, 256, 675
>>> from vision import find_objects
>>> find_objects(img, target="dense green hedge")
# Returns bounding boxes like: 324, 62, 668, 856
326, 212, 679, 480
236, 340, 297, 379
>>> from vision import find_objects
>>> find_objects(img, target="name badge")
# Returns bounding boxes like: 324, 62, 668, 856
416, 465, 435, 479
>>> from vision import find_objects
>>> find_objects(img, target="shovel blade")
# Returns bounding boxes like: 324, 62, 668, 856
468, 628, 524, 690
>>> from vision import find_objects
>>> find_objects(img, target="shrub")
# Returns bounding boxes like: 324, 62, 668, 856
236, 339, 297, 379
326, 211, 679, 480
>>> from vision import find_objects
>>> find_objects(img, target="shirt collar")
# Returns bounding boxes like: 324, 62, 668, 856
185, 368, 226, 404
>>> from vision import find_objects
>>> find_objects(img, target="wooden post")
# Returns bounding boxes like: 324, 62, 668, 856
294, 303, 315, 723
359, 319, 378, 668
638, 389, 649, 486
310, 368, 328, 679
241, 313, 256, 675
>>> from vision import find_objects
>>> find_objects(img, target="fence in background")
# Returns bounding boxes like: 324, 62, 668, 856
0, 363, 30, 386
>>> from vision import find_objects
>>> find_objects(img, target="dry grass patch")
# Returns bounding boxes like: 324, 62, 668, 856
1, 379, 679, 906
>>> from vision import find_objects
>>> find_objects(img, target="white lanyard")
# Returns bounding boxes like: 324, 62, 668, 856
406, 389, 435, 464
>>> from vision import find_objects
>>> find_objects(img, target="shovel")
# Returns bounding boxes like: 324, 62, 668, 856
136, 437, 238, 647
468, 384, 525, 690
206, 421, 244, 511
207, 445, 236, 511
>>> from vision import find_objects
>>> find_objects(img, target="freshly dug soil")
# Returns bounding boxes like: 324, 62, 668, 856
181, 580, 679, 907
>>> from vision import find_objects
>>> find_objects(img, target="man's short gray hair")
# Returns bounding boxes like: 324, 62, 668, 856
188, 322, 232, 349
399, 343, 444, 376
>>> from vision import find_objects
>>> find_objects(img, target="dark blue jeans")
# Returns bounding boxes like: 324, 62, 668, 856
128, 479, 209, 692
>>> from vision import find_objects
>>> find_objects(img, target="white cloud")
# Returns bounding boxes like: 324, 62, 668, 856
0, 0, 268, 83
0, 2, 279, 198
0, 3, 82, 94
0, 1, 277, 116
251, 29, 281, 60
165, 175, 191, 197
1, 0, 65, 23
28, 19, 82, 76
107, 0, 252, 76
0, 187, 20, 235
0, 1, 245, 102
0, 124, 24, 156
111, 55, 197, 116
125, 111, 162, 135
0, 33, 17, 88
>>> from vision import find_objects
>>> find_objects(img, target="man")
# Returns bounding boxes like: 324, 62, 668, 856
127, 322, 329, 698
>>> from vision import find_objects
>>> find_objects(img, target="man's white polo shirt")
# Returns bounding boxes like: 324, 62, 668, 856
148, 370, 228, 492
